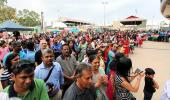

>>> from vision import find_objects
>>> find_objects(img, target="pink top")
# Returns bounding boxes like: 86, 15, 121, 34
0, 47, 9, 61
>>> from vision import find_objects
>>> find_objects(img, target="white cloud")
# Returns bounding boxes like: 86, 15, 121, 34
7, 0, 167, 25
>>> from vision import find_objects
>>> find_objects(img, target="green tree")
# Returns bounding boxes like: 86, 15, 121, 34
17, 9, 41, 27
0, 5, 16, 23
0, 0, 7, 6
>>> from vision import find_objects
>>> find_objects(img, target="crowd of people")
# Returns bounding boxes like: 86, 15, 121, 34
147, 30, 170, 42
0, 30, 161, 100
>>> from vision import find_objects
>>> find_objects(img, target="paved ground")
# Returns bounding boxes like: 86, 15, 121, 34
0, 41, 170, 100
130, 41, 170, 100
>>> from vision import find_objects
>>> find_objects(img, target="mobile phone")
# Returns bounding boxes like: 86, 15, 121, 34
135, 68, 142, 74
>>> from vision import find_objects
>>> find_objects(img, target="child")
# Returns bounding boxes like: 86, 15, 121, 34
144, 68, 159, 100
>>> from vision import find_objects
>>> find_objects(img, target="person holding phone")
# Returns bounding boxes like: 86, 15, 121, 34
115, 57, 144, 100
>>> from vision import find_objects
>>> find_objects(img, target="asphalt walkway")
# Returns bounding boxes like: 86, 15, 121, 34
130, 41, 170, 100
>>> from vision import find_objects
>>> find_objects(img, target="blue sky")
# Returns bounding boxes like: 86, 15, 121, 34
7, 0, 169, 25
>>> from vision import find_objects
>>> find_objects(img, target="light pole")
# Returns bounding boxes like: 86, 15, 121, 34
102, 1, 108, 27
41, 11, 44, 32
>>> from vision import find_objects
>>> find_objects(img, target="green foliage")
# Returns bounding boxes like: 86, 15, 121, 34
0, 5, 16, 23
17, 9, 41, 27
0, 0, 41, 27
0, 0, 7, 6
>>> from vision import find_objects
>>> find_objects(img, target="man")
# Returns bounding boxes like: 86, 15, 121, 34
3, 60, 49, 100
51, 35, 65, 59
78, 38, 87, 62
56, 44, 77, 96
24, 40, 36, 63
63, 63, 96, 100
35, 39, 48, 66
35, 48, 64, 100
1, 41, 23, 89
3, 41, 25, 68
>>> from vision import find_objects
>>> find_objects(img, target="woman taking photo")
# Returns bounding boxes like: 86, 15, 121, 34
115, 57, 144, 100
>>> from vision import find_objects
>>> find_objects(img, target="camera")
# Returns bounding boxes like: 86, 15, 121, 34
46, 82, 54, 90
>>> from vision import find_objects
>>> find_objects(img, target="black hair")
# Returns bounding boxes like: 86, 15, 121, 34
26, 40, 35, 50
6, 53, 19, 73
61, 44, 69, 50
115, 53, 124, 61
46, 37, 50, 42
88, 54, 99, 63
13, 31, 20, 40
11, 60, 35, 75
116, 57, 132, 82
109, 52, 124, 71
68, 39, 76, 54
68, 39, 75, 45
86, 49, 97, 57
0, 40, 5, 46
96, 49, 104, 57
145, 68, 155, 75
21, 40, 27, 49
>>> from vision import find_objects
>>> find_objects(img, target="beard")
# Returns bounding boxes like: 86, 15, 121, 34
64, 52, 70, 57
85, 83, 93, 89
46, 60, 53, 66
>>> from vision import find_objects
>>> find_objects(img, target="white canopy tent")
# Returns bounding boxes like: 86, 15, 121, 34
52, 22, 67, 28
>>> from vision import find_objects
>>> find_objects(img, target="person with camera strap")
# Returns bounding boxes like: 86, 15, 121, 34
35, 48, 64, 100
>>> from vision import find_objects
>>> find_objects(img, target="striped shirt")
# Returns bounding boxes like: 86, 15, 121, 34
115, 74, 135, 100
0, 69, 11, 81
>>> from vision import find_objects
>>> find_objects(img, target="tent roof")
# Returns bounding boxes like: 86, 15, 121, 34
120, 15, 146, 22
52, 22, 67, 28
0, 20, 33, 31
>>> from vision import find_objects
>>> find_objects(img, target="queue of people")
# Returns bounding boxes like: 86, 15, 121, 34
0, 30, 160, 100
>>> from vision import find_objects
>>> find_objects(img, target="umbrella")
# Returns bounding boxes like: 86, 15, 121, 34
69, 28, 79, 33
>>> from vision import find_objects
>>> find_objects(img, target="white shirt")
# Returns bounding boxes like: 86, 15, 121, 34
160, 79, 170, 100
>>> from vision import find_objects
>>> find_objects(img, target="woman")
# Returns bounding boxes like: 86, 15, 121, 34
106, 44, 117, 75
115, 57, 144, 100
0, 40, 9, 62
89, 54, 108, 100
68, 39, 80, 60
96, 49, 105, 74
106, 53, 125, 100
68, 40, 76, 55
0, 53, 19, 88
123, 36, 130, 57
